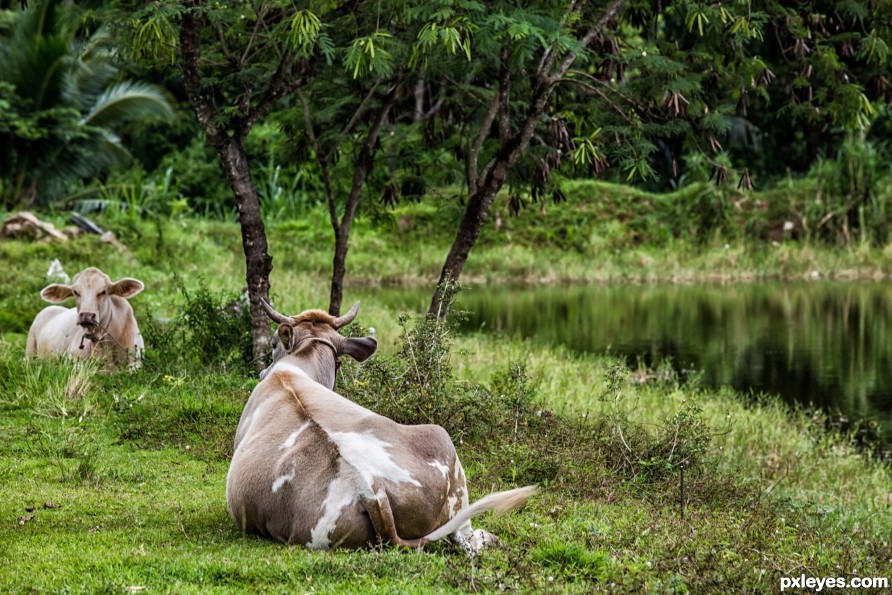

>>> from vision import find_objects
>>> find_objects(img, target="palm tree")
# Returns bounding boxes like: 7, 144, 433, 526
0, 0, 174, 209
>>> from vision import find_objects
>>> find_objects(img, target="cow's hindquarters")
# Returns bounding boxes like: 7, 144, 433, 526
361, 485, 537, 551
26, 306, 76, 357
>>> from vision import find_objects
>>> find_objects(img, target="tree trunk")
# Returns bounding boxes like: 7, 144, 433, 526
428, 167, 506, 318
429, 86, 551, 318
329, 227, 349, 317
326, 85, 399, 316
178, 1, 274, 369
215, 138, 274, 369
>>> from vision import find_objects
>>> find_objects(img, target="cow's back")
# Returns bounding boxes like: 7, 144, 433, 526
226, 374, 466, 548
26, 306, 81, 357
226, 385, 376, 545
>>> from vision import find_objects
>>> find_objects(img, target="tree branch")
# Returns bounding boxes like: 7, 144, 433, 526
468, 86, 500, 195
298, 88, 339, 232
241, 54, 307, 137
340, 80, 401, 233
497, 45, 511, 143
325, 82, 382, 163
546, 0, 626, 86
179, 0, 221, 143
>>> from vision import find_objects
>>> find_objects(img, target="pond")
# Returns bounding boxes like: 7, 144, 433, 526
366, 281, 892, 454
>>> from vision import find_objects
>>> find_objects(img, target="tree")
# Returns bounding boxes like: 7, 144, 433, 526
123, 0, 891, 348
128, 0, 473, 338
417, 0, 625, 317
125, 0, 321, 367
420, 0, 890, 316
295, 80, 401, 315
0, 0, 174, 209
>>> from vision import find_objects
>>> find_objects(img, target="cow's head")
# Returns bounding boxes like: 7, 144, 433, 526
40, 267, 144, 339
259, 300, 377, 386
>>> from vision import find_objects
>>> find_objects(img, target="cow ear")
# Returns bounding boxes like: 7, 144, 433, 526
341, 336, 377, 362
40, 284, 74, 303
277, 324, 295, 351
110, 278, 144, 298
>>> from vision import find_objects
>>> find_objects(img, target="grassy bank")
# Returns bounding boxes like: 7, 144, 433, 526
1, 192, 890, 592
270, 180, 892, 287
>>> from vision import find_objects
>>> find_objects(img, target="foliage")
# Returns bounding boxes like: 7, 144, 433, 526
338, 291, 537, 443
808, 132, 892, 245
151, 136, 236, 218
0, 0, 174, 209
142, 277, 254, 374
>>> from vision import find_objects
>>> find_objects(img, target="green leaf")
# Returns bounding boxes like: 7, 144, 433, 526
289, 10, 323, 57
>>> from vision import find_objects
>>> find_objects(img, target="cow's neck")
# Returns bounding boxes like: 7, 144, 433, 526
99, 295, 133, 335
281, 344, 337, 389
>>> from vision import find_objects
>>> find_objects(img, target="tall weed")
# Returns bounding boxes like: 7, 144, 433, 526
811, 134, 892, 245
8, 357, 100, 420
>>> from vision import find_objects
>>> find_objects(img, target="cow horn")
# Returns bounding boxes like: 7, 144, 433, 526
333, 301, 360, 329
260, 298, 291, 324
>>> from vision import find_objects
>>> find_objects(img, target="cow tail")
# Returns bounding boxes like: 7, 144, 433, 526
420, 485, 538, 543
362, 485, 537, 549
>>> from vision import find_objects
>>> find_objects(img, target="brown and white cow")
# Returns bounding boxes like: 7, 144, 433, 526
26, 267, 145, 369
226, 300, 536, 551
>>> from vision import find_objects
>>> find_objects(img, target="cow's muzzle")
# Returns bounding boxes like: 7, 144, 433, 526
78, 313, 100, 339
78, 312, 98, 327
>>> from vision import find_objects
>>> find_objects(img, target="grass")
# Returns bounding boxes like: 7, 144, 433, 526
1, 187, 891, 592
2, 332, 889, 593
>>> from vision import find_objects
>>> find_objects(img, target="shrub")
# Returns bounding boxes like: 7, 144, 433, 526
141, 277, 254, 373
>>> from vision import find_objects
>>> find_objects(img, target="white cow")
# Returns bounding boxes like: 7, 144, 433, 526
226, 300, 536, 551
26, 266, 145, 369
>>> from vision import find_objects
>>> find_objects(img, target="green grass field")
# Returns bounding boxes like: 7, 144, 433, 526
1, 200, 890, 592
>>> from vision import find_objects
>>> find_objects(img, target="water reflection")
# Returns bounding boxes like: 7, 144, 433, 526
364, 281, 892, 449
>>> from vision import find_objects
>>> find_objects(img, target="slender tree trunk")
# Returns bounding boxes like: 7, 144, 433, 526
215, 138, 274, 369
329, 228, 349, 316
429, 88, 550, 318
326, 85, 399, 316
429, 163, 509, 317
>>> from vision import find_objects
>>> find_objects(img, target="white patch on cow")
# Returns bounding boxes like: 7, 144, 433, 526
330, 430, 421, 487
428, 459, 449, 478
308, 469, 360, 550
271, 468, 295, 494
448, 484, 465, 518
281, 422, 310, 450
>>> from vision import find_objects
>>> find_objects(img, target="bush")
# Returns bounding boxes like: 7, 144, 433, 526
141, 277, 254, 373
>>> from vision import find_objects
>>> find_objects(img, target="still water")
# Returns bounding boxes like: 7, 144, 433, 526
366, 281, 892, 450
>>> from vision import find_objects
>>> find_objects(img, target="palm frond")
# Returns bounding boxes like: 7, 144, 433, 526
80, 80, 175, 129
